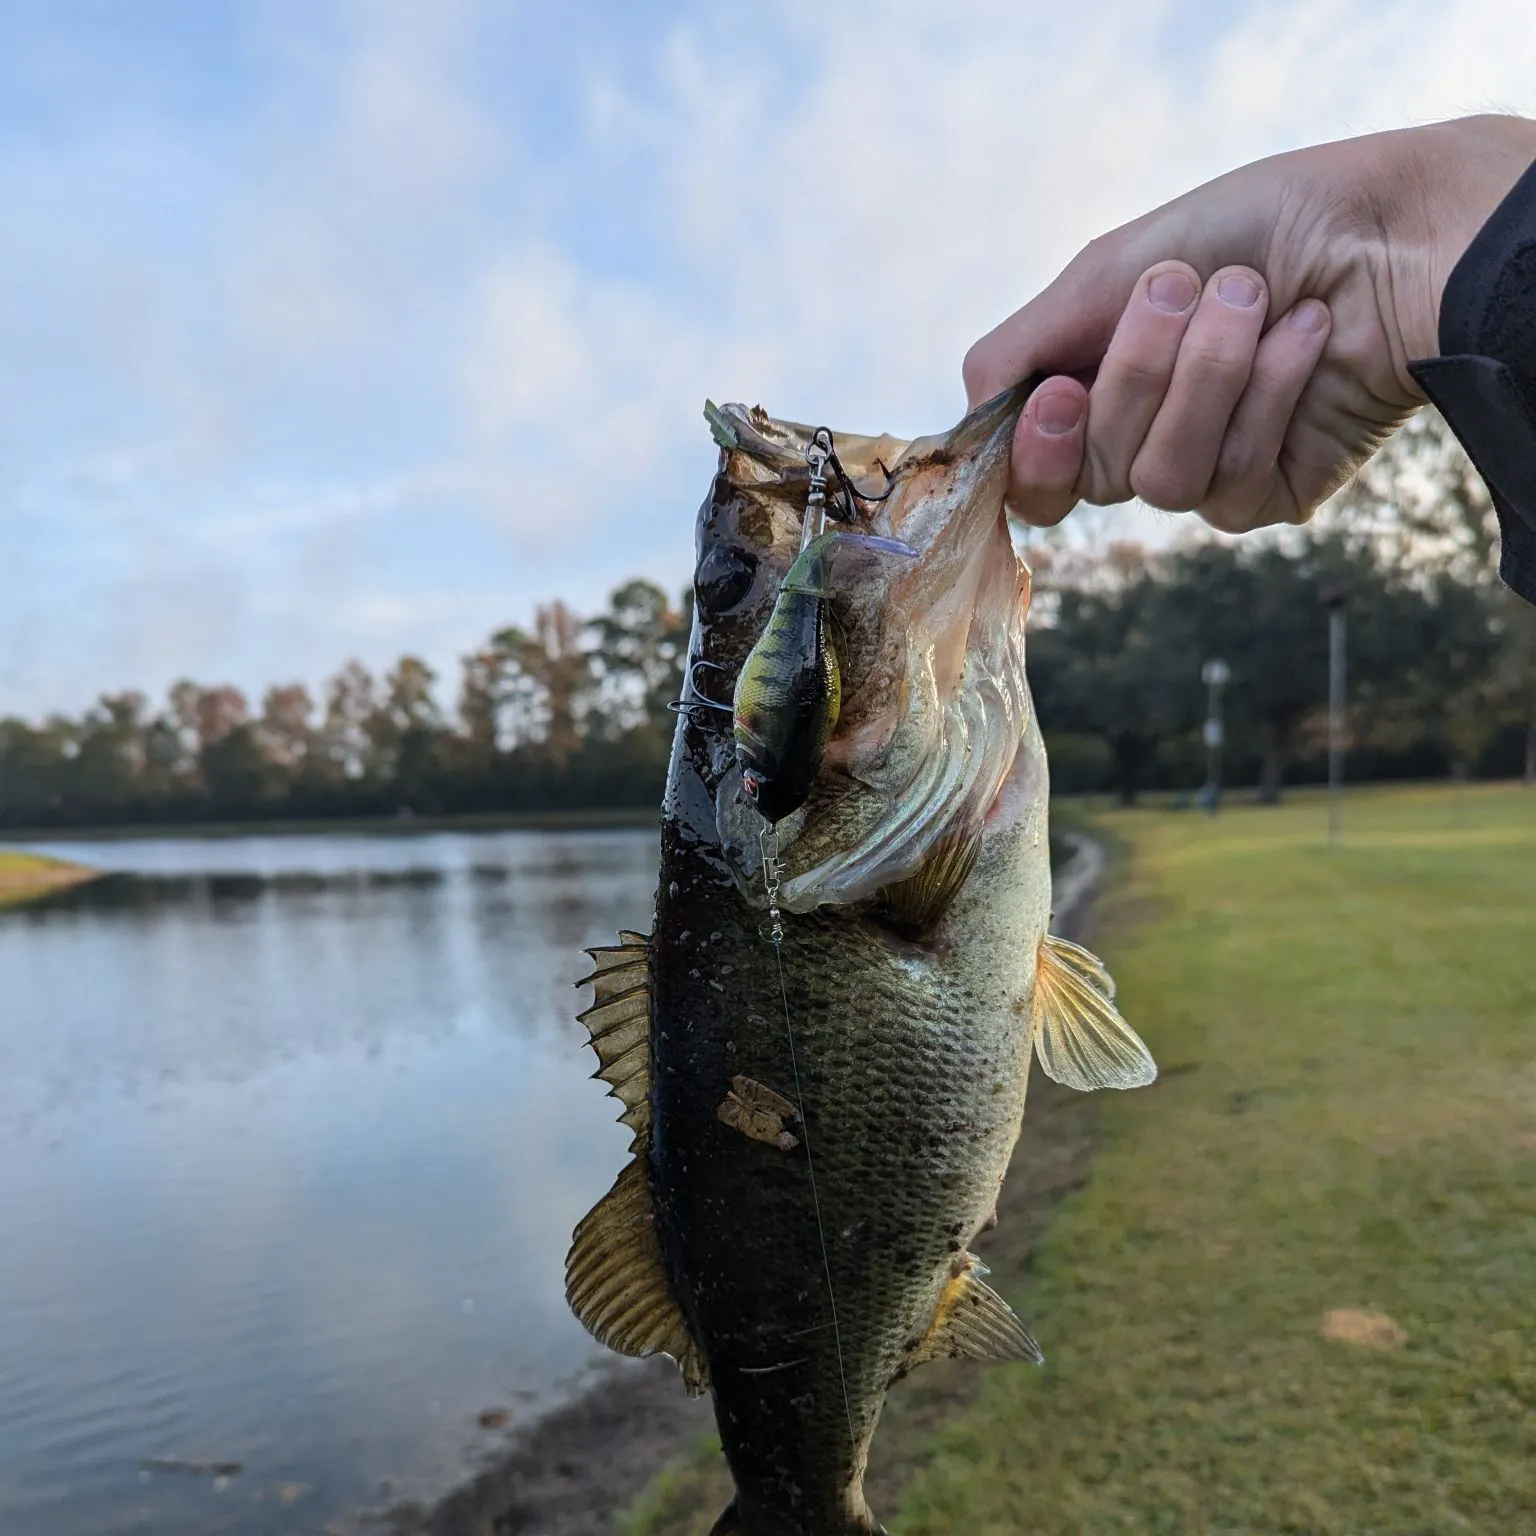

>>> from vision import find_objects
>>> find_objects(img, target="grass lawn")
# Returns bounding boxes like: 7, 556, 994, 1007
625, 783, 1536, 1534
898, 782, 1536, 1534
0, 849, 98, 907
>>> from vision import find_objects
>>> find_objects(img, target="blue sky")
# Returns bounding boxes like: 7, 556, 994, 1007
3, 0, 1534, 719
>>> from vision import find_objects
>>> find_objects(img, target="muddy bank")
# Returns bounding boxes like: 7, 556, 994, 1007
382, 835, 1110, 1536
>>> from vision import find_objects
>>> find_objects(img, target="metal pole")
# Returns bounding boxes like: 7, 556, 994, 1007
1211, 675, 1224, 815
1201, 659, 1229, 816
1327, 605, 1346, 847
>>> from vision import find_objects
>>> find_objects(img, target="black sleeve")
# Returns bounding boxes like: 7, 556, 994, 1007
1408, 153, 1536, 605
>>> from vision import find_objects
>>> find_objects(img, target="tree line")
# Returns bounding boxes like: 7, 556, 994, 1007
0, 581, 688, 828
1030, 410, 1536, 802
0, 414, 1531, 829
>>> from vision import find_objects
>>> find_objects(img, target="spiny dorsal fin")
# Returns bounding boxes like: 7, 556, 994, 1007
880, 828, 981, 935
1030, 933, 1157, 1092
908, 1253, 1043, 1368
570, 933, 707, 1394
576, 933, 654, 1148
565, 1159, 709, 1395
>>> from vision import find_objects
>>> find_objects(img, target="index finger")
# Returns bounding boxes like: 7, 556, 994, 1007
964, 238, 1149, 408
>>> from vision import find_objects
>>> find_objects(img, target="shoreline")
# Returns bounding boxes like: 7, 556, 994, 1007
0, 853, 101, 909
0, 807, 660, 844
378, 832, 1112, 1536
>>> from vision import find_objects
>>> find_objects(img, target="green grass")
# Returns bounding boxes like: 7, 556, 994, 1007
896, 782, 1536, 1535
0, 849, 97, 907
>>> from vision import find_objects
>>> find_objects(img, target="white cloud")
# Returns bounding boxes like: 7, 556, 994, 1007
9, 0, 1536, 716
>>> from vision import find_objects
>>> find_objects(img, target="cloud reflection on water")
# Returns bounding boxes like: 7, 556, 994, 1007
0, 827, 656, 1536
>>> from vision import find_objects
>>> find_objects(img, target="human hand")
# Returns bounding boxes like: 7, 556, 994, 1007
964, 114, 1536, 531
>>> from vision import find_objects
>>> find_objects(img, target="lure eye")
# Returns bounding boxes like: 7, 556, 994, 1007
742, 768, 762, 801
694, 543, 758, 615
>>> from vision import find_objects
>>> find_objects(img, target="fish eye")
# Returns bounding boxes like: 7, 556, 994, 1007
693, 543, 757, 615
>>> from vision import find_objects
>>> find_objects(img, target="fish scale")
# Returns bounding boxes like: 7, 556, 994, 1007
652, 794, 1046, 1533
566, 386, 1158, 1536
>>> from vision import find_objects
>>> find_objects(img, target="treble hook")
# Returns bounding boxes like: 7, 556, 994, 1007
667, 657, 734, 733
809, 427, 897, 524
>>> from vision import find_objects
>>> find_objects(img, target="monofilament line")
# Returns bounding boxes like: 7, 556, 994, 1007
761, 825, 857, 1454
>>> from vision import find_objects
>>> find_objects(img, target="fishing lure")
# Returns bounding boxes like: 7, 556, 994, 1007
733, 432, 914, 824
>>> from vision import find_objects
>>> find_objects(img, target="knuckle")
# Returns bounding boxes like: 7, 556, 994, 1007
1211, 431, 1265, 491
1130, 458, 1204, 512
1145, 256, 1200, 282
1183, 332, 1258, 378
1110, 349, 1178, 393
961, 340, 994, 402
1077, 439, 1131, 507
1196, 494, 1257, 534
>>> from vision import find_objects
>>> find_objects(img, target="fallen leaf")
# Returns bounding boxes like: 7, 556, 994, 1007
1322, 1308, 1406, 1351
476, 1408, 512, 1430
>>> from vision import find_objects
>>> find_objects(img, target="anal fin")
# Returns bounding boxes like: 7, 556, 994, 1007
1030, 933, 1157, 1091
907, 1253, 1043, 1368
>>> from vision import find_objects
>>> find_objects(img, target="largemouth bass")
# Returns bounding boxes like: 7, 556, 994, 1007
567, 385, 1157, 1536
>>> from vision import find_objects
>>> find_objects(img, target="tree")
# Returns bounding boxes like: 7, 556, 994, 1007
584, 579, 688, 738
1030, 559, 1198, 804
493, 602, 589, 765
371, 656, 444, 810
1156, 537, 1408, 803
316, 661, 379, 785
258, 684, 316, 772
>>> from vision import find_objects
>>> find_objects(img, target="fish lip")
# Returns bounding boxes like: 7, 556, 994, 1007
923, 377, 1040, 467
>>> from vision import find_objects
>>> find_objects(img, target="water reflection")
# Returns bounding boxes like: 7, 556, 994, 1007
0, 828, 658, 1536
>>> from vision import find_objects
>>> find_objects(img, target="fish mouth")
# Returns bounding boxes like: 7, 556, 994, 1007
706, 383, 1038, 915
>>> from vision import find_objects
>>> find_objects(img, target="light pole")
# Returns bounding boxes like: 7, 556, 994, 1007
1322, 583, 1350, 847
1201, 658, 1230, 815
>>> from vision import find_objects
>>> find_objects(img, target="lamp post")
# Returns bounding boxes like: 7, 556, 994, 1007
1201, 658, 1230, 815
1322, 583, 1350, 847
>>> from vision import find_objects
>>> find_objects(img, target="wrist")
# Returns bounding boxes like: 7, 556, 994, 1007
1388, 115, 1536, 368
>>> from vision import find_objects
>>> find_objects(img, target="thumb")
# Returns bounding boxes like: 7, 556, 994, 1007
963, 236, 1154, 407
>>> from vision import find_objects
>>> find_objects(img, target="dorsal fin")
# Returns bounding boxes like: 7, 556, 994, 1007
1030, 933, 1157, 1091
569, 932, 708, 1395
565, 1160, 708, 1395
907, 1253, 1043, 1368
576, 933, 654, 1148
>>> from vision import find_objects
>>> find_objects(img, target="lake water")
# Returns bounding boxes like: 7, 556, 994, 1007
0, 828, 656, 1536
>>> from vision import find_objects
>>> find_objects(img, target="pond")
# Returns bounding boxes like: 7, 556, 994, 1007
0, 828, 656, 1536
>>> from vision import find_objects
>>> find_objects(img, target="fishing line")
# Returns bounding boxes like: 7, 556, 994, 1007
760, 822, 858, 1455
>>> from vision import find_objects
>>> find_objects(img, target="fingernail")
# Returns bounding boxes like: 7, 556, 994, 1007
1148, 270, 1197, 314
1287, 298, 1329, 333
1217, 272, 1262, 308
1034, 391, 1084, 437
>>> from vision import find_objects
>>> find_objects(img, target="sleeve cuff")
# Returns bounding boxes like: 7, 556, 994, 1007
1409, 354, 1536, 605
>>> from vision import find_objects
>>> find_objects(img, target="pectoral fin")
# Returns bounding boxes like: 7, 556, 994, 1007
569, 932, 708, 1394
907, 1253, 1043, 1368
880, 829, 981, 935
1030, 933, 1157, 1091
